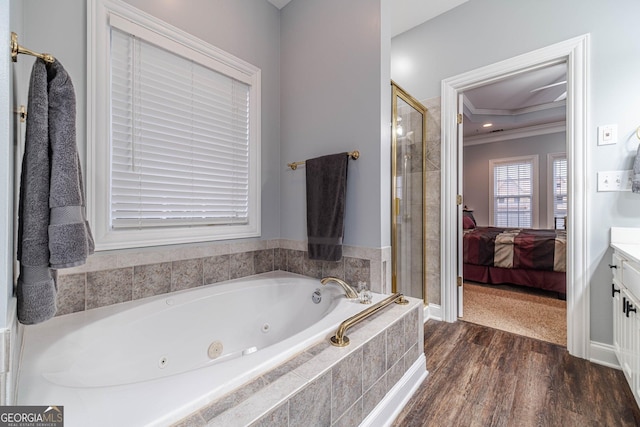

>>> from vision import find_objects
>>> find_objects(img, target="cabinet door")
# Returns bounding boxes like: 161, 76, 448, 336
628, 292, 640, 406
621, 288, 640, 392
621, 288, 633, 383
613, 279, 623, 358
634, 304, 640, 407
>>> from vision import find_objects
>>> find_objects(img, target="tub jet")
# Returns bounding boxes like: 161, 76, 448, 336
207, 341, 224, 359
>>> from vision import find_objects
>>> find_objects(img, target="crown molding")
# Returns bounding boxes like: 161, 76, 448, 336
464, 121, 565, 145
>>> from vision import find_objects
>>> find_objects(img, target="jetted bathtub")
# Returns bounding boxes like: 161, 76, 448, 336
16, 271, 386, 426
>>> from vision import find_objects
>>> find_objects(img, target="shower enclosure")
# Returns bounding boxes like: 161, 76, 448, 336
391, 82, 427, 303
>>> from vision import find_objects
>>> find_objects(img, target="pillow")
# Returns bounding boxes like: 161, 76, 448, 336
463, 216, 476, 229
463, 210, 476, 226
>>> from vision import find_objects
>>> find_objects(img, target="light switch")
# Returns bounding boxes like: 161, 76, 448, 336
598, 124, 618, 146
597, 170, 633, 191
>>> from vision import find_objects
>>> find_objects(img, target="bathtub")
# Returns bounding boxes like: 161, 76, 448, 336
16, 271, 392, 426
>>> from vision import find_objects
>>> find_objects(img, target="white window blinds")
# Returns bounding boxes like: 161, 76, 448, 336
492, 159, 534, 228
552, 156, 567, 229
110, 28, 250, 229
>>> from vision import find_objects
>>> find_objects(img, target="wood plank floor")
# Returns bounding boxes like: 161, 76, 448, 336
392, 320, 640, 427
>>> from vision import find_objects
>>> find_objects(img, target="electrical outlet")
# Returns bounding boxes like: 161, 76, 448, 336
597, 170, 633, 191
598, 124, 618, 146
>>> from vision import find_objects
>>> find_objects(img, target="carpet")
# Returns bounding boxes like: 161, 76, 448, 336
461, 282, 567, 346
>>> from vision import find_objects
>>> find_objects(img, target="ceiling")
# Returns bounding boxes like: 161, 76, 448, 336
463, 63, 567, 142
267, 0, 468, 37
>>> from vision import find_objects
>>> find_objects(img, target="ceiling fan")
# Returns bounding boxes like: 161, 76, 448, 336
530, 80, 567, 102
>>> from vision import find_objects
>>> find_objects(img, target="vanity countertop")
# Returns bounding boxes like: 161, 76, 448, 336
611, 227, 640, 264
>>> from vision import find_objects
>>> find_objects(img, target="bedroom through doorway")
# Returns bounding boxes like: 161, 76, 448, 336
440, 35, 590, 359
457, 62, 568, 346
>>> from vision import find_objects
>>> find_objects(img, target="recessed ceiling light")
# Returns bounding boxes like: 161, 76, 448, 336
482, 123, 493, 128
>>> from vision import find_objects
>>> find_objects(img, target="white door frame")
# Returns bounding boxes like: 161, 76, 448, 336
440, 34, 590, 359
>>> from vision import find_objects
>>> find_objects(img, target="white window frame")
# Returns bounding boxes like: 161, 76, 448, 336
547, 152, 567, 229
489, 155, 539, 228
88, 0, 261, 250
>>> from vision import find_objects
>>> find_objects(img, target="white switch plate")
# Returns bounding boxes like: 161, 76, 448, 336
597, 170, 633, 191
598, 124, 618, 146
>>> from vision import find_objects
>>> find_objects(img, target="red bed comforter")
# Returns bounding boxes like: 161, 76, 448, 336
463, 227, 566, 273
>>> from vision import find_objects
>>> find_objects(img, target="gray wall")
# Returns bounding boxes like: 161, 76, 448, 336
464, 133, 566, 227
19, 0, 282, 241
5, 0, 281, 327
18, 0, 392, 251
279, 0, 390, 249
10, 0, 392, 324
391, 0, 640, 344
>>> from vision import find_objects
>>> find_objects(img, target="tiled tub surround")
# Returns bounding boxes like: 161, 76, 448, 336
174, 294, 425, 427
17, 272, 425, 426
55, 239, 391, 316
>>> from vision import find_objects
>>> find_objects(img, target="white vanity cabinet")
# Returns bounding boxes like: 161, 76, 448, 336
610, 227, 640, 407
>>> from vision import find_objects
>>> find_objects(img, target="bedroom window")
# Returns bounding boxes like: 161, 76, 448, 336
88, 1, 261, 250
489, 155, 539, 228
549, 153, 567, 229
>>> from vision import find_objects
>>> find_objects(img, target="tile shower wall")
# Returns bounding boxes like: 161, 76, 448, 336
423, 97, 442, 306
56, 240, 388, 316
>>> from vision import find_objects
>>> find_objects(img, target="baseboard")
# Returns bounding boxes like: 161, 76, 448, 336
360, 354, 427, 427
425, 303, 442, 321
590, 340, 620, 369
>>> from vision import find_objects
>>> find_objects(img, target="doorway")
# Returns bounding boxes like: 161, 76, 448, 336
440, 35, 590, 359
458, 62, 568, 346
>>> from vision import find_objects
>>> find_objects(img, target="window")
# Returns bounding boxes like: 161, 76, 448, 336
548, 153, 567, 229
489, 155, 539, 228
89, 1, 261, 250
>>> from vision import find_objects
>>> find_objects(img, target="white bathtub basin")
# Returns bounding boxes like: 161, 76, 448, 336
17, 271, 383, 426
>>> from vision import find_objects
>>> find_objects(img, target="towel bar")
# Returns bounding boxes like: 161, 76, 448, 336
287, 150, 359, 170
11, 32, 55, 64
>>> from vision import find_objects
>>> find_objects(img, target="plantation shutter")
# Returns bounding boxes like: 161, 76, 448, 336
110, 27, 250, 229
493, 160, 533, 228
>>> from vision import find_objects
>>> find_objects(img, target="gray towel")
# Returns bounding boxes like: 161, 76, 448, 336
306, 153, 349, 261
633, 143, 640, 193
17, 58, 94, 325
46, 59, 95, 268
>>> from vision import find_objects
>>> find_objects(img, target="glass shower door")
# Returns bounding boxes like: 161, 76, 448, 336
391, 82, 427, 303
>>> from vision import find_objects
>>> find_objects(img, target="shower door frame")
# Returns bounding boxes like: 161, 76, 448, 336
391, 81, 428, 304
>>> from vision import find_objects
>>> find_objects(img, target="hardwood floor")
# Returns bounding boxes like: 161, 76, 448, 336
392, 320, 640, 427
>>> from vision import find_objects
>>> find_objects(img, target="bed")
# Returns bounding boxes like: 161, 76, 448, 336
463, 222, 567, 296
